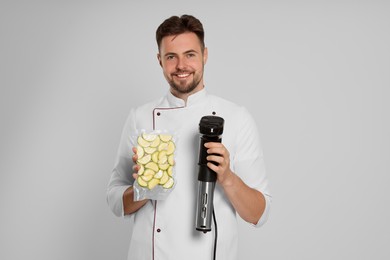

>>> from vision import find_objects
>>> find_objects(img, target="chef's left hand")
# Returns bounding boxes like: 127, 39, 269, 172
204, 142, 234, 186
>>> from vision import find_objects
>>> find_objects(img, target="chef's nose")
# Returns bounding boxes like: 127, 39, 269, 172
176, 57, 187, 70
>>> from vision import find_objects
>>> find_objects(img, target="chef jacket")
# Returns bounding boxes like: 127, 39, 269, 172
107, 89, 271, 260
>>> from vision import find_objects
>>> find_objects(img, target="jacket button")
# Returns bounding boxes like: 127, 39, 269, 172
157, 228, 161, 232
157, 112, 161, 116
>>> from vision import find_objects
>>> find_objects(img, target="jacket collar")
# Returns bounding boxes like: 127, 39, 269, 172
166, 88, 207, 108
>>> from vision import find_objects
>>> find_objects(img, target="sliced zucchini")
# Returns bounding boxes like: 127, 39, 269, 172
138, 164, 145, 176
167, 166, 173, 177
166, 141, 175, 155
159, 171, 169, 185
142, 133, 157, 142
148, 178, 160, 189
158, 142, 168, 152
168, 154, 174, 166
137, 154, 151, 165
137, 177, 148, 187
150, 136, 161, 148
163, 177, 174, 189
145, 161, 159, 172
137, 136, 150, 148
151, 151, 159, 163
142, 169, 154, 181
154, 170, 163, 179
135, 132, 176, 190
159, 163, 169, 170
159, 134, 172, 142
158, 151, 168, 164
136, 145, 144, 159
144, 146, 157, 154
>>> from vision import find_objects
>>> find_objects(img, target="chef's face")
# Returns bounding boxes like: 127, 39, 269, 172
158, 32, 208, 98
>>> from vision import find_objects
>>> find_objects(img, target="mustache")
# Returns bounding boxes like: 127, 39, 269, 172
173, 69, 193, 74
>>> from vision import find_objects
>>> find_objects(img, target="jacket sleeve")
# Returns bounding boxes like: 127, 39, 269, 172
232, 107, 272, 227
107, 109, 136, 217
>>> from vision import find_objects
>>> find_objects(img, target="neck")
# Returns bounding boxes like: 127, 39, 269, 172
170, 85, 205, 104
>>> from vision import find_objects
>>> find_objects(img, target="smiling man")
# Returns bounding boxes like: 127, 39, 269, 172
107, 15, 272, 260
158, 32, 207, 100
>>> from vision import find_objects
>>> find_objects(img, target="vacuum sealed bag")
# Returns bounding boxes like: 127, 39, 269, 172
131, 130, 177, 201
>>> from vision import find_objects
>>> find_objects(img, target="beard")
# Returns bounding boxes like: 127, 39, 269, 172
168, 69, 203, 95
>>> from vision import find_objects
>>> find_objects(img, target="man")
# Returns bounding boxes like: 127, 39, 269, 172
107, 15, 271, 260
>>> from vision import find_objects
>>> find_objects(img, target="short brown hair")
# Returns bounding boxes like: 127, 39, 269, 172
156, 14, 205, 51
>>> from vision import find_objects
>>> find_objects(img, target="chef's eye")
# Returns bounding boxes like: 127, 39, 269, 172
166, 55, 175, 60
187, 53, 195, 58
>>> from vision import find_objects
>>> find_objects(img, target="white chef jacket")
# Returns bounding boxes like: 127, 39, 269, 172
107, 89, 271, 260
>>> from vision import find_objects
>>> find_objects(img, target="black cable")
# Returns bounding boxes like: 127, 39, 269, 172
212, 209, 218, 260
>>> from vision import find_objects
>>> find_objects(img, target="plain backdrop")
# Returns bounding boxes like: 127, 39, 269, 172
1, 1, 389, 259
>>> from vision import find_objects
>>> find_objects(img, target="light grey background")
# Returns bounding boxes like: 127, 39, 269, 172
1, 1, 389, 259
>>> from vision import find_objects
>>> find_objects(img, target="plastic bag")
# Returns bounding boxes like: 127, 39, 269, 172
131, 130, 177, 201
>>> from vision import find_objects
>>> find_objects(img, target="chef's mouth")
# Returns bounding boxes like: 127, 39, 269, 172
173, 72, 193, 79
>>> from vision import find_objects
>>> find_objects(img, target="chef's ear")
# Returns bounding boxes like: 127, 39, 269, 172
203, 47, 208, 65
157, 53, 162, 67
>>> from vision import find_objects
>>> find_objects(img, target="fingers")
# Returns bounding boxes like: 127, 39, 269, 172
132, 154, 138, 163
206, 154, 229, 172
133, 163, 140, 172
206, 154, 224, 165
204, 142, 230, 158
206, 161, 219, 173
204, 142, 234, 186
132, 147, 138, 163
132, 147, 140, 178
204, 142, 230, 170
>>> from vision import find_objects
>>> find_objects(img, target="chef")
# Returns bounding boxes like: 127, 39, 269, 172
107, 14, 271, 260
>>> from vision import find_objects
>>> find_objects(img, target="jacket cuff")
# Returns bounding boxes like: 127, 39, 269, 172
252, 192, 272, 228
107, 185, 132, 217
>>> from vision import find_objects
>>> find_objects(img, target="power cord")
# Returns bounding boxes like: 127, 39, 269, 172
212, 209, 218, 260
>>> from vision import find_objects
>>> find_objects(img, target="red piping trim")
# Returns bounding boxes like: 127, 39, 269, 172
151, 105, 184, 260
152, 201, 157, 260
152, 106, 185, 130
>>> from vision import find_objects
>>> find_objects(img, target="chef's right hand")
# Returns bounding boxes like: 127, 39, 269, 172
132, 147, 140, 180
